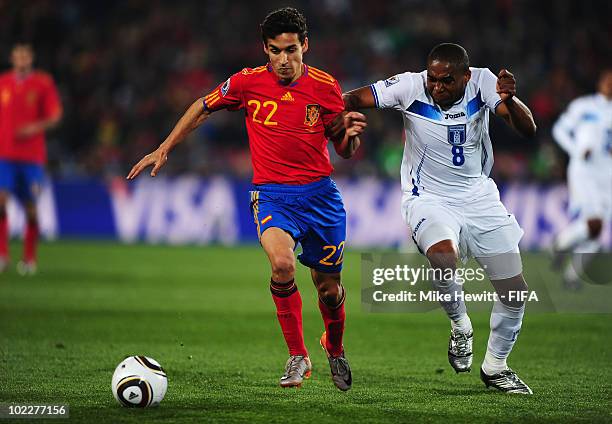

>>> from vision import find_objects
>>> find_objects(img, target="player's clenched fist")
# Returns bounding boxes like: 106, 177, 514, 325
344, 111, 367, 137
127, 148, 168, 179
496, 69, 516, 102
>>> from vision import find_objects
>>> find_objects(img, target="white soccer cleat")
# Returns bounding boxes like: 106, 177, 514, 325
16, 260, 37, 276
448, 329, 473, 373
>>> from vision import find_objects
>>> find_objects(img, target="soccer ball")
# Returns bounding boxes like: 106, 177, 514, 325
111, 356, 168, 407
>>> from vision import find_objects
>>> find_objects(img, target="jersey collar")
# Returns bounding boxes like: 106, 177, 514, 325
11, 70, 33, 83
267, 63, 307, 87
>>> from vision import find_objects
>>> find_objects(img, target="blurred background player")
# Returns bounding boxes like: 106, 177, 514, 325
127, 8, 365, 391
0, 43, 62, 274
343, 43, 537, 394
551, 70, 612, 289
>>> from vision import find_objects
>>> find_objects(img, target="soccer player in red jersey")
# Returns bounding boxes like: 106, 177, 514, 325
0, 43, 62, 274
128, 8, 366, 391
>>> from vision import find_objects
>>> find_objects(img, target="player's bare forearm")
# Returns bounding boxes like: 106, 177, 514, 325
159, 98, 211, 153
495, 69, 536, 138
330, 111, 367, 159
127, 98, 210, 179
16, 111, 62, 137
334, 134, 361, 159
498, 97, 537, 138
43, 111, 62, 129
343, 86, 376, 111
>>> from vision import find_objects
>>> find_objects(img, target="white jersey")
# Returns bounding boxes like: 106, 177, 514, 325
552, 93, 612, 219
552, 93, 612, 182
371, 67, 502, 200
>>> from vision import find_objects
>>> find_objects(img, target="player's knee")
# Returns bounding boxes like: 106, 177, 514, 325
25, 208, 38, 224
319, 284, 342, 305
0, 192, 8, 213
493, 274, 528, 308
587, 219, 603, 239
426, 240, 458, 271
270, 255, 295, 281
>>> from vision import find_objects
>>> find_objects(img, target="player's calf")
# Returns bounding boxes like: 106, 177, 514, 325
312, 270, 346, 356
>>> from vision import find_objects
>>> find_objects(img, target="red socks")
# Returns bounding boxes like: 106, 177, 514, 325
24, 220, 38, 263
271, 278, 347, 358
318, 287, 346, 357
270, 279, 308, 357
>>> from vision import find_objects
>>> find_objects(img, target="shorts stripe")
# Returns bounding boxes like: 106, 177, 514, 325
251, 191, 261, 239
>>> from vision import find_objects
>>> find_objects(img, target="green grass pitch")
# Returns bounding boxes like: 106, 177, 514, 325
1, 241, 611, 423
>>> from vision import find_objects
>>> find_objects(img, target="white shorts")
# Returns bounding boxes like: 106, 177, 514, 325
568, 167, 612, 220
401, 178, 524, 262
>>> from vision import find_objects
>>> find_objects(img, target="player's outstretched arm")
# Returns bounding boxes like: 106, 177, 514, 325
342, 87, 377, 111
16, 111, 63, 138
327, 111, 367, 159
127, 98, 211, 179
494, 69, 537, 138
552, 103, 579, 154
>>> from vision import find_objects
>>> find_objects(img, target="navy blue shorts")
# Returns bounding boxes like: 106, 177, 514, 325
0, 160, 44, 202
250, 177, 346, 273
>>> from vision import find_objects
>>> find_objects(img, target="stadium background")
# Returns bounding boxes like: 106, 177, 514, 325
0, 0, 611, 248
1, 1, 611, 423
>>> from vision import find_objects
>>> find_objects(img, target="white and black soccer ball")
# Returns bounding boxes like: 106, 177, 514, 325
112, 356, 167, 408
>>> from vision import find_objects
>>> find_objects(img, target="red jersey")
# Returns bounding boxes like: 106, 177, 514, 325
0, 70, 62, 164
203, 64, 344, 185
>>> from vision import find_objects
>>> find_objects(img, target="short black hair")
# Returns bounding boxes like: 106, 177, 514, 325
427, 43, 469, 72
260, 7, 307, 45
12, 40, 33, 50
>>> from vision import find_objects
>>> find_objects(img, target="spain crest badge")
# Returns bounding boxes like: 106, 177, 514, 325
304, 104, 320, 127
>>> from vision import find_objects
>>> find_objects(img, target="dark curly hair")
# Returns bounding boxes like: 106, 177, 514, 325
260, 7, 307, 45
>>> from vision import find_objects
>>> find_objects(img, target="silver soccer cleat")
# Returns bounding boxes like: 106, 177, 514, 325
279, 355, 312, 388
480, 368, 533, 394
448, 329, 473, 373
320, 332, 352, 391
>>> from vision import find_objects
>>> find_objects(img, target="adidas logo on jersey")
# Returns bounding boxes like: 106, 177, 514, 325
281, 91, 295, 101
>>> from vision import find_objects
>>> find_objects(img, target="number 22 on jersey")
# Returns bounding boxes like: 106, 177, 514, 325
248, 100, 278, 126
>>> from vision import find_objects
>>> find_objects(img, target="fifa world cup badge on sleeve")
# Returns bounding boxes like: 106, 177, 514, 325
221, 78, 231, 96
384, 75, 400, 87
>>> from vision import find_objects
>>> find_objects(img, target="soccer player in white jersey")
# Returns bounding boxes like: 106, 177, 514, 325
343, 43, 537, 394
551, 70, 612, 289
